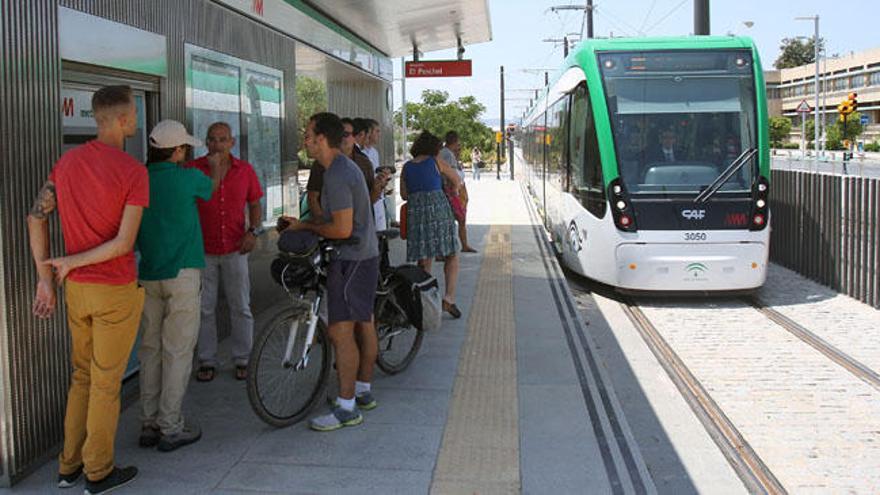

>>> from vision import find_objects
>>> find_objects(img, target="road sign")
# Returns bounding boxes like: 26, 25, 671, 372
405, 60, 472, 78
861, 114, 869, 126
795, 100, 812, 113
495, 131, 503, 144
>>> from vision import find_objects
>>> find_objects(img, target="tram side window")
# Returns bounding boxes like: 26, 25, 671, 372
547, 97, 568, 185
569, 84, 606, 217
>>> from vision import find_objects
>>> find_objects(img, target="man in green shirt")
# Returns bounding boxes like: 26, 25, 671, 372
135, 120, 222, 452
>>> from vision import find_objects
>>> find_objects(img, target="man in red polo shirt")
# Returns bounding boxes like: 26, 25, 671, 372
188, 122, 263, 382
27, 85, 146, 493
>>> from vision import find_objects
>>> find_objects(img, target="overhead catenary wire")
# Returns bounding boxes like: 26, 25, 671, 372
644, 0, 689, 34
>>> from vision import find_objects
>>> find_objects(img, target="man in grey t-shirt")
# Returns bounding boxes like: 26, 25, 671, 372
280, 112, 380, 432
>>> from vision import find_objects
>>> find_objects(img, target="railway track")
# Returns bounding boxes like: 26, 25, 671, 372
611, 294, 880, 495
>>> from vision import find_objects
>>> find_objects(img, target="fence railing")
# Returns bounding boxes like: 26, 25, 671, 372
770, 169, 879, 308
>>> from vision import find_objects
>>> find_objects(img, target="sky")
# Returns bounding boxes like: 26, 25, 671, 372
391, 0, 880, 127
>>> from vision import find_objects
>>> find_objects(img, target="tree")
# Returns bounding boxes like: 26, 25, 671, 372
295, 75, 327, 166
774, 37, 824, 69
769, 116, 792, 147
394, 90, 495, 161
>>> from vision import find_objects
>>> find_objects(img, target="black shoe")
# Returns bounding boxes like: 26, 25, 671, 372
84, 466, 138, 495
157, 423, 202, 452
57, 465, 82, 488
138, 424, 160, 448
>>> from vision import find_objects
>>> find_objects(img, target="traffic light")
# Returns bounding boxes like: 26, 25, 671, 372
848, 92, 858, 112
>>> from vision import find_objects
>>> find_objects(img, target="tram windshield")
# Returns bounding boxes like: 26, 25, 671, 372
599, 50, 758, 195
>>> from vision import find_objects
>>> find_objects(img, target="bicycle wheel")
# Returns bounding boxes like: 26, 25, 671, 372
375, 287, 423, 375
246, 306, 331, 427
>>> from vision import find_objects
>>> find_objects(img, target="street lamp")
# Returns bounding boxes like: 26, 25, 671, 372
795, 15, 820, 168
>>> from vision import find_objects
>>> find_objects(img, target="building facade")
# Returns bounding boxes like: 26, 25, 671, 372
765, 46, 880, 144
0, 0, 397, 485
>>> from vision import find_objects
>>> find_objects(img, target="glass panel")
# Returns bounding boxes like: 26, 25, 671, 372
244, 69, 283, 225
568, 85, 606, 217
191, 56, 241, 158
599, 50, 757, 195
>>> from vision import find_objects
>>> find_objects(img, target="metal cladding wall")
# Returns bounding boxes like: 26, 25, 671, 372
329, 80, 394, 166
1, 0, 391, 485
0, 0, 69, 486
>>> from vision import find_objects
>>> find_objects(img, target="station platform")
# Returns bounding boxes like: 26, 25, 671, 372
7, 178, 692, 494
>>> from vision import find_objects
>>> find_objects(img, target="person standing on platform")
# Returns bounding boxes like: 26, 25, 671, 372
400, 131, 464, 318
135, 120, 217, 453
305, 118, 389, 219
472, 147, 483, 181
439, 131, 477, 253
27, 85, 147, 493
188, 122, 264, 383
358, 118, 387, 230
279, 112, 380, 431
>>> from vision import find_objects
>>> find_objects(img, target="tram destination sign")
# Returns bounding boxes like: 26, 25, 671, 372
405, 60, 472, 78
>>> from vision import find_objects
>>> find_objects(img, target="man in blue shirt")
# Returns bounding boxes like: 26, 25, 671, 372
280, 112, 380, 431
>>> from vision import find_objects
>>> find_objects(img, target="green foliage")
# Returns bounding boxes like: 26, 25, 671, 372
774, 37, 824, 69
769, 116, 792, 147
394, 90, 495, 157
804, 119, 816, 143
835, 112, 864, 141
864, 141, 880, 152
295, 75, 327, 166
781, 142, 800, 150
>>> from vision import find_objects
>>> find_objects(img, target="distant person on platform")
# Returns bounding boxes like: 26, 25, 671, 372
439, 131, 477, 253
188, 122, 264, 383
27, 84, 147, 493
472, 147, 483, 181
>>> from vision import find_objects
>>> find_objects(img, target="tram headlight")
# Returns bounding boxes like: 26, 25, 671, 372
616, 200, 626, 210
758, 183, 767, 192
612, 184, 622, 195
603, 59, 615, 70
756, 199, 766, 208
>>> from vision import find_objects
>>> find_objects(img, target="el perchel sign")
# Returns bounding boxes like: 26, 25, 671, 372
405, 60, 472, 78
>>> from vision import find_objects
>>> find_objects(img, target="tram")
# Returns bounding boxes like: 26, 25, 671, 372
520, 36, 770, 291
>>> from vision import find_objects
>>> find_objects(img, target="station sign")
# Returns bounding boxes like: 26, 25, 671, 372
795, 100, 812, 113
405, 60, 472, 78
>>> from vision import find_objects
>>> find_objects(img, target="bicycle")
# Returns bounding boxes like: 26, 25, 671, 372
246, 229, 423, 428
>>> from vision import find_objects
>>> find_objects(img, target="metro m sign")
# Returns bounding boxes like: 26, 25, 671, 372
405, 60, 472, 78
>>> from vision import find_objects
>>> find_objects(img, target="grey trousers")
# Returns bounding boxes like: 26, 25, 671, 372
198, 253, 253, 367
138, 268, 201, 435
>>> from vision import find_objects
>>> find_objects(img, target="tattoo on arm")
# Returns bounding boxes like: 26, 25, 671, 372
29, 181, 57, 219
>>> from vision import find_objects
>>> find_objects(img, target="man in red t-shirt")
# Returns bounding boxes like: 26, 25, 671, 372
27, 85, 147, 493
187, 122, 263, 382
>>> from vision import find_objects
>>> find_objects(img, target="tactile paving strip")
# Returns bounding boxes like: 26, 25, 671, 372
431, 227, 520, 494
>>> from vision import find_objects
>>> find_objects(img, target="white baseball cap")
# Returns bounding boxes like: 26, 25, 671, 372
149, 120, 203, 148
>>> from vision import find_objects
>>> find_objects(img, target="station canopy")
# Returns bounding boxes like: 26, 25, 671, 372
309, 0, 492, 57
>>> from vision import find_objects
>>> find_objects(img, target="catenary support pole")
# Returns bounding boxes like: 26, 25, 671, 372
694, 0, 709, 35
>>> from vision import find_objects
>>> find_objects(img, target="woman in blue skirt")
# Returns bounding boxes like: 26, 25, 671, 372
400, 131, 463, 318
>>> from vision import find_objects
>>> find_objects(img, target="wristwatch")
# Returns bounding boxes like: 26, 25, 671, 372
247, 226, 265, 237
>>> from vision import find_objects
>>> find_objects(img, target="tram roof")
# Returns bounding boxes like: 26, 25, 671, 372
570, 35, 757, 54
308, 0, 492, 57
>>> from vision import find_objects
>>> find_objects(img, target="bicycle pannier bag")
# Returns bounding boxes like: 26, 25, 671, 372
391, 264, 441, 332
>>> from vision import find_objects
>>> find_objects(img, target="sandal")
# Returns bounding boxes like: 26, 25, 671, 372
196, 366, 215, 382
442, 300, 462, 319
235, 365, 248, 381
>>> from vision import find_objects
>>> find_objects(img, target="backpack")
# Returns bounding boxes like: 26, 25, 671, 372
391, 264, 441, 332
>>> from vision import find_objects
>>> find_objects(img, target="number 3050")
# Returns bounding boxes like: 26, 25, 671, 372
684, 232, 706, 241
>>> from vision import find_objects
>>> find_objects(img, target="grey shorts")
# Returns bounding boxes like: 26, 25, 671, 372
326, 256, 379, 324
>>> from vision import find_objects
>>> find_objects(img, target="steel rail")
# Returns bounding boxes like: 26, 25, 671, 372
619, 300, 787, 495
